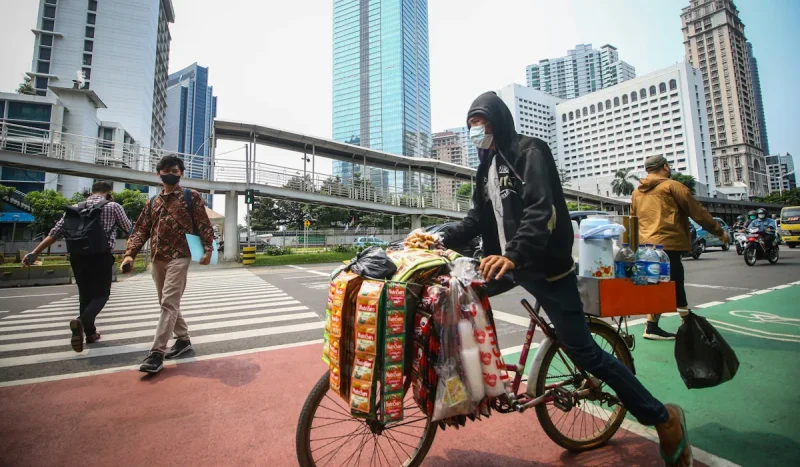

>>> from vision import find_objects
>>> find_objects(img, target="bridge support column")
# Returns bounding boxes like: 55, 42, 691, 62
410, 214, 422, 231
223, 190, 238, 262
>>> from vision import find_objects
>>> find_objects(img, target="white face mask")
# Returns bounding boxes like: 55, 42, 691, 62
469, 124, 494, 150
758, 214, 766, 220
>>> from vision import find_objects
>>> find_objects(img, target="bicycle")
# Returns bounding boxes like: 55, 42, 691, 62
296, 296, 635, 466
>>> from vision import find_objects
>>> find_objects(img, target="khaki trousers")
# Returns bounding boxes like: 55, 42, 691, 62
151, 257, 191, 353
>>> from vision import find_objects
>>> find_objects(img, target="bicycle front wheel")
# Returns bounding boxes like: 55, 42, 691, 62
533, 321, 633, 452
296, 371, 437, 467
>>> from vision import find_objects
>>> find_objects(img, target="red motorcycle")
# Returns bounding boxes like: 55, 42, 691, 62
744, 227, 779, 266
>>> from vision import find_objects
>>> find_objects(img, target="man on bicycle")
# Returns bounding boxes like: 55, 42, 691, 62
443, 91, 691, 466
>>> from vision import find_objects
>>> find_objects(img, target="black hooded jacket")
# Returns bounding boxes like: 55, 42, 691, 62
444, 91, 574, 280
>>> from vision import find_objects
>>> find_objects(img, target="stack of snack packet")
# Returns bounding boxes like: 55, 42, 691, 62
380, 281, 408, 423
350, 280, 383, 417
325, 271, 363, 399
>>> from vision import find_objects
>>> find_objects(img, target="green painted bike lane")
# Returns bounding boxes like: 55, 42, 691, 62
503, 284, 800, 466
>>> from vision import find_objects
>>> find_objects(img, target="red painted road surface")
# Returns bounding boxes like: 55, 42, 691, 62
0, 344, 697, 467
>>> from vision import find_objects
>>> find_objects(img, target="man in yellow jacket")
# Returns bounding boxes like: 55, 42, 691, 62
631, 155, 728, 340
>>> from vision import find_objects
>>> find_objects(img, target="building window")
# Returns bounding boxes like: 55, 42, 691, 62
37, 61, 50, 74
590, 104, 596, 114
649, 86, 657, 96
45, 0, 57, 4
605, 99, 612, 109
582, 107, 588, 117
35, 77, 48, 90
88, 0, 97, 12
659, 82, 667, 93
83, 53, 92, 66
598, 102, 604, 112
622, 94, 629, 105
87, 12, 96, 24
44, 5, 56, 18
569, 111, 574, 120
84, 40, 93, 52
669, 79, 678, 90
614, 97, 620, 107
631, 92, 637, 102
562, 114, 567, 122
82, 68, 91, 80
41, 34, 53, 46
42, 19, 55, 31
38, 47, 51, 60
85, 26, 94, 38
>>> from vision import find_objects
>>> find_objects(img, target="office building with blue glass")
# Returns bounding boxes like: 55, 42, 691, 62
164, 63, 217, 182
332, 0, 432, 193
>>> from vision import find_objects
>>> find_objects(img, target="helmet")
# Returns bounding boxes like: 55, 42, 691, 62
748, 210, 757, 219
756, 208, 767, 218
736, 215, 745, 222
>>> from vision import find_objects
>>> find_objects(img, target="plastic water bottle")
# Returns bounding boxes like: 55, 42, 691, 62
614, 243, 636, 279
655, 245, 671, 282
635, 244, 660, 285
634, 245, 648, 285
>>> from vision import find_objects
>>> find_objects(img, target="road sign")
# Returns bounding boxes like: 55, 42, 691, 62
304, 220, 311, 228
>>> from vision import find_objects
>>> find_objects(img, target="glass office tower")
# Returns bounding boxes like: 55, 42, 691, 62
332, 0, 431, 193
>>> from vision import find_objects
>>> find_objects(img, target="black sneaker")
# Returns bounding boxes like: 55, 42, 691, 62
139, 351, 164, 373
69, 319, 84, 353
643, 322, 676, 341
165, 339, 193, 359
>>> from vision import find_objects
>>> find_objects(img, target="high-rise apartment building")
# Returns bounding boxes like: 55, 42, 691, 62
555, 62, 715, 198
681, 0, 768, 198
496, 84, 564, 163
431, 131, 466, 200
526, 44, 636, 100
766, 154, 796, 193
331, 0, 432, 193
747, 42, 769, 156
28, 0, 174, 149
444, 127, 478, 169
164, 63, 217, 181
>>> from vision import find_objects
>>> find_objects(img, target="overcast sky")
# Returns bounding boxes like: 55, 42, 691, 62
1, 0, 797, 216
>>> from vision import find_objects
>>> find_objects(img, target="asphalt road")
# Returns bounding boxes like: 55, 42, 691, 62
1, 247, 798, 384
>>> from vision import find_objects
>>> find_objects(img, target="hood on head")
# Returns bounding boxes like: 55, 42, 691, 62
467, 91, 516, 154
637, 173, 669, 193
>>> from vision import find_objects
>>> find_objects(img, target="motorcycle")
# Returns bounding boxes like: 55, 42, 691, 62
683, 224, 703, 259
734, 231, 748, 255
743, 227, 779, 266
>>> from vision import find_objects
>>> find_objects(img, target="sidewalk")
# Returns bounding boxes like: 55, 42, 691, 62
0, 342, 681, 467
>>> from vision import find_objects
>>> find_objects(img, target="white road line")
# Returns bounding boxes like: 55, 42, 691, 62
304, 270, 331, 277
751, 289, 773, 295
0, 339, 323, 388
491, 310, 531, 327
34, 285, 280, 307
0, 293, 69, 299
685, 283, 753, 291
286, 265, 307, 270
0, 312, 320, 352
0, 305, 309, 333
27, 289, 283, 314
725, 294, 752, 301
38, 282, 274, 305
707, 319, 800, 340
286, 275, 327, 280
0, 298, 300, 325
769, 284, 793, 290
0, 321, 325, 368
694, 301, 725, 309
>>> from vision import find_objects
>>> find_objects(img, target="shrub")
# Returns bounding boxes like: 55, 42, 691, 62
265, 246, 293, 256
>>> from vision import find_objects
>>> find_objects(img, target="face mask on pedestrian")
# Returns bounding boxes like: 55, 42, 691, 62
469, 125, 494, 150
758, 213, 766, 220
160, 173, 180, 186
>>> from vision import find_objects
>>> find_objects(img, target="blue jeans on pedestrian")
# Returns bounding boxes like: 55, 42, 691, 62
513, 271, 670, 426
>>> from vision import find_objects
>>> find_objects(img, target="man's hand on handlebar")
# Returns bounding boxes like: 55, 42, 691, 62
480, 255, 515, 281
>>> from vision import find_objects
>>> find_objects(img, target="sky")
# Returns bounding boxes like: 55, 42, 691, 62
0, 0, 798, 215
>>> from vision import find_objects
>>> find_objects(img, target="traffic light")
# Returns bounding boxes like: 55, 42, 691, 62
245, 189, 254, 205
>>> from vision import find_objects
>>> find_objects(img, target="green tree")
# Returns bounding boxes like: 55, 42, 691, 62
16, 76, 35, 95
113, 189, 148, 224
671, 172, 697, 195
757, 188, 800, 205
456, 183, 474, 197
610, 168, 639, 197
566, 201, 596, 211
250, 196, 277, 231
68, 191, 89, 204
24, 190, 70, 236
0, 184, 15, 200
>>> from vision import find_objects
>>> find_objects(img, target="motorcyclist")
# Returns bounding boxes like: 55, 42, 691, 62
731, 215, 747, 232
744, 210, 757, 228
749, 208, 777, 247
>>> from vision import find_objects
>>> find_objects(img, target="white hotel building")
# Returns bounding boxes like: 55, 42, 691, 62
555, 62, 715, 198
496, 84, 564, 163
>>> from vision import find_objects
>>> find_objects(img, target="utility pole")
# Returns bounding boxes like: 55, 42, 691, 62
245, 144, 251, 247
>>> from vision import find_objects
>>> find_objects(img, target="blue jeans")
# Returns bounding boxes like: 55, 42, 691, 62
513, 271, 670, 426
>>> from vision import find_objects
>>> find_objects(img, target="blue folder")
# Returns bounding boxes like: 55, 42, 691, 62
186, 234, 218, 265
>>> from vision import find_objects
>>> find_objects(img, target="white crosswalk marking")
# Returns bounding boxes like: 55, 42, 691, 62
0, 269, 325, 382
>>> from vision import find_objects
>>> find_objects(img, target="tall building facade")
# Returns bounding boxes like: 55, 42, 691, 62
526, 44, 636, 100
681, 0, 768, 198
444, 126, 478, 169
431, 131, 466, 200
331, 0, 432, 193
766, 154, 796, 193
555, 62, 715, 198
747, 42, 769, 156
496, 84, 564, 163
164, 63, 217, 181
28, 0, 174, 149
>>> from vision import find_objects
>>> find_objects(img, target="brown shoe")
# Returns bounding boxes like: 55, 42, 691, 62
69, 319, 84, 352
86, 332, 101, 344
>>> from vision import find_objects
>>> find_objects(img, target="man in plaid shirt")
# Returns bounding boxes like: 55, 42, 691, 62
25, 181, 132, 352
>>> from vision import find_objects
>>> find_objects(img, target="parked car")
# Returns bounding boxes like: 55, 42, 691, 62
353, 236, 389, 247
689, 218, 730, 252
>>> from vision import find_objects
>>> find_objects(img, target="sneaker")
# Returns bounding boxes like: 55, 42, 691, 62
139, 352, 164, 374
86, 332, 101, 344
69, 319, 84, 352
643, 322, 676, 341
165, 339, 193, 359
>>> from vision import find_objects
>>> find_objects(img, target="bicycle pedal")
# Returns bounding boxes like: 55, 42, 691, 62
552, 386, 573, 412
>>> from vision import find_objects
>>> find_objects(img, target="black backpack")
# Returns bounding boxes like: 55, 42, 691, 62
63, 199, 110, 254
150, 188, 198, 234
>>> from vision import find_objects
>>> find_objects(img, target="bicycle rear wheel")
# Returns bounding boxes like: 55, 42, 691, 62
296, 371, 437, 467
533, 321, 633, 452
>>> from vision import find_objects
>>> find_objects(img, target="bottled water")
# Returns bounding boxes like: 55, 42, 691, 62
614, 243, 636, 279
635, 244, 660, 285
655, 245, 671, 282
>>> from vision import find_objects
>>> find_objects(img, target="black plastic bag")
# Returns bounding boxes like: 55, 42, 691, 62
674, 313, 739, 389
345, 246, 397, 279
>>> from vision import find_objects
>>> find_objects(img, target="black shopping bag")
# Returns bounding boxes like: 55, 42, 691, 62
674, 313, 739, 389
